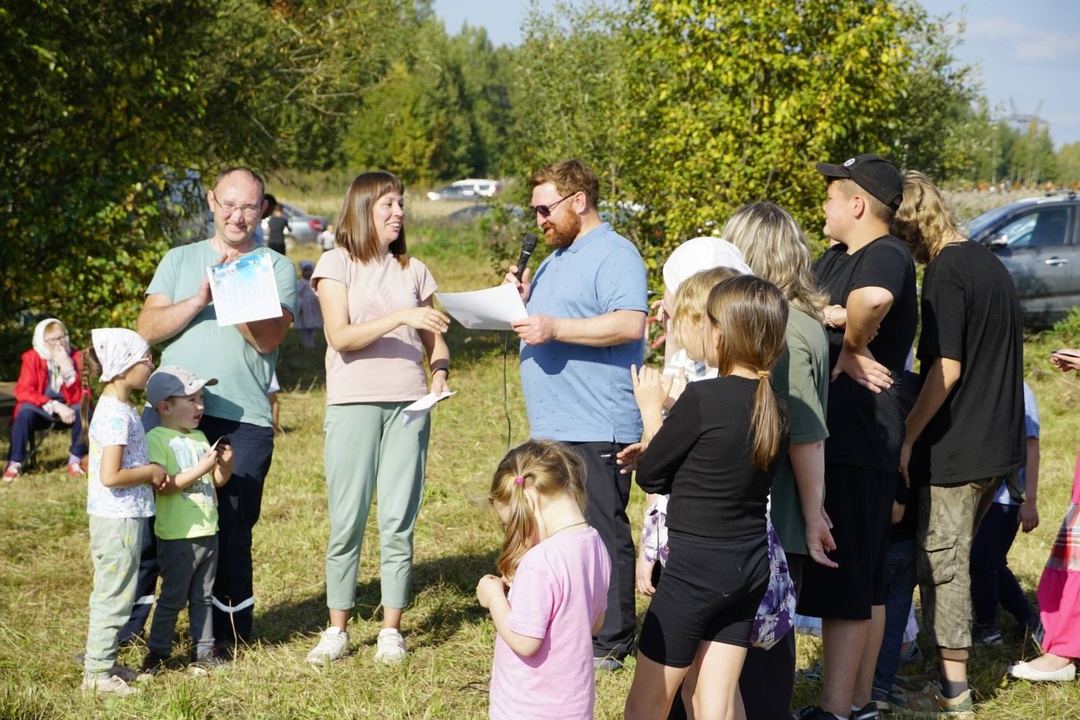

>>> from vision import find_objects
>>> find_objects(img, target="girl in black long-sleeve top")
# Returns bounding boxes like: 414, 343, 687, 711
624, 275, 790, 720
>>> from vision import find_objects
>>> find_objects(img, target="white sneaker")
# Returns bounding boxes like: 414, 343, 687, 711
374, 628, 407, 664
1007, 660, 1076, 682
305, 627, 349, 665
108, 664, 145, 684
80, 675, 137, 696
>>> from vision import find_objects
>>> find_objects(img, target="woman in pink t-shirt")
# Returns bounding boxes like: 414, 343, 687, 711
306, 171, 451, 666
477, 441, 611, 720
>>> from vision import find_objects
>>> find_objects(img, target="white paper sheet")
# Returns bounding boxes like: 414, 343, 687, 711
435, 283, 528, 330
207, 253, 283, 326
402, 391, 456, 426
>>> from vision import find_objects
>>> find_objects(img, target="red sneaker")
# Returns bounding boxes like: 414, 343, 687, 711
3, 462, 20, 482
67, 461, 85, 477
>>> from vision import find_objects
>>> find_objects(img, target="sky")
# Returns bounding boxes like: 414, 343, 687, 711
432, 0, 1080, 148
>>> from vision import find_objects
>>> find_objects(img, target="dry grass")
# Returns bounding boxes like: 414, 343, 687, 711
2, 213, 1079, 718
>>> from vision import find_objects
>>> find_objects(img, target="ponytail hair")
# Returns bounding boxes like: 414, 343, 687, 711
705, 275, 789, 470
489, 440, 587, 580
78, 345, 104, 446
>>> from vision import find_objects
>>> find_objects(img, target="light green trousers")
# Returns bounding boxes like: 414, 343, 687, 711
324, 403, 430, 611
83, 515, 144, 679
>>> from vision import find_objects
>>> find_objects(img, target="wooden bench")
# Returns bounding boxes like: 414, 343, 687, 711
0, 381, 68, 470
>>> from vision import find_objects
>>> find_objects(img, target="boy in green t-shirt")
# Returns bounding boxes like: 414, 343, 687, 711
140, 366, 233, 675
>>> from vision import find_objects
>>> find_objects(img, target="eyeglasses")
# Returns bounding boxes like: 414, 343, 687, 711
44, 333, 69, 346
529, 192, 577, 219
211, 193, 263, 219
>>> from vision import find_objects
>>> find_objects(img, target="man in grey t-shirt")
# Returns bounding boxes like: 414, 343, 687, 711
130, 167, 297, 652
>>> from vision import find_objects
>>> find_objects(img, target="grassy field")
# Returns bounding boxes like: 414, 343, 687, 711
2, 202, 1080, 718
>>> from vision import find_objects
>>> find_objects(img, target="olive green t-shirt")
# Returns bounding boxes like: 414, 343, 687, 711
769, 308, 830, 555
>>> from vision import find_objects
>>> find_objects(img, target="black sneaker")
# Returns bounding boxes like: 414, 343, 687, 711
140, 651, 168, 676
973, 626, 1004, 646
850, 701, 881, 720
791, 707, 843, 720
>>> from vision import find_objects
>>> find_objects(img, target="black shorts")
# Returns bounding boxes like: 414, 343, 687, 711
637, 530, 768, 668
797, 465, 895, 620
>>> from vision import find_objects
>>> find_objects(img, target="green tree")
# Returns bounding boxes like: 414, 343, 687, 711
342, 14, 513, 185
508, 1, 635, 201
0, 0, 409, 374
1009, 119, 1057, 186
1056, 142, 1080, 187
621, 0, 983, 260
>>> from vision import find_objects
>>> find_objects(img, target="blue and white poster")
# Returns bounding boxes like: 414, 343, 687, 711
207, 252, 283, 326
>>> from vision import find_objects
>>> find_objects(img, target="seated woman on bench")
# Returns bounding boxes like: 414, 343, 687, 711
5, 318, 87, 480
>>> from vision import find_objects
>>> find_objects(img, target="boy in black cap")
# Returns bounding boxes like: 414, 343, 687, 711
796, 154, 918, 720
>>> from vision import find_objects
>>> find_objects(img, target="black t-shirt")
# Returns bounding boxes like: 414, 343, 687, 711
813, 236, 918, 471
267, 215, 290, 254
910, 241, 1024, 485
636, 376, 789, 539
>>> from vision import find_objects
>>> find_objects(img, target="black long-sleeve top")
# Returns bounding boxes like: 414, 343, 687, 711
635, 376, 789, 539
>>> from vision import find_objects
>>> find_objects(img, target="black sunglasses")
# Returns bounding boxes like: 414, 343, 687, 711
529, 192, 577, 218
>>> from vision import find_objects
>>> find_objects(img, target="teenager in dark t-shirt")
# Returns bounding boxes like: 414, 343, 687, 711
889, 171, 1024, 716
797, 154, 917, 720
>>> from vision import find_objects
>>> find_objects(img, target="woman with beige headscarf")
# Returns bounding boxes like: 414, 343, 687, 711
5, 318, 88, 480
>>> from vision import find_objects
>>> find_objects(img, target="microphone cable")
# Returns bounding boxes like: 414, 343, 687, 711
502, 330, 513, 452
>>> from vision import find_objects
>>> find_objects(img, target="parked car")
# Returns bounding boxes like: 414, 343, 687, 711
970, 191, 1080, 327
427, 178, 500, 201
447, 203, 525, 225
261, 202, 328, 246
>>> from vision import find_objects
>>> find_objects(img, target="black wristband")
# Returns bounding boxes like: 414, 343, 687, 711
433, 367, 449, 378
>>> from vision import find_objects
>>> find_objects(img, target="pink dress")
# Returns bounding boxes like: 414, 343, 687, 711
1036, 451, 1080, 659
489, 527, 610, 720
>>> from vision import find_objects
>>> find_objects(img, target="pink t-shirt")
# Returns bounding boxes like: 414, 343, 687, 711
312, 249, 437, 404
489, 527, 611, 720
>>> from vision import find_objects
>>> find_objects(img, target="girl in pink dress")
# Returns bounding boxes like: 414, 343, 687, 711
477, 441, 612, 720
1007, 461, 1080, 681
1008, 348, 1080, 682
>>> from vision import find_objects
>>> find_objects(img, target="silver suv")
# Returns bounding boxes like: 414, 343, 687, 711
970, 191, 1080, 327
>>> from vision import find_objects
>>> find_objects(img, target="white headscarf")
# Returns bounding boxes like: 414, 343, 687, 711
32, 317, 68, 360
91, 328, 150, 382
662, 236, 753, 293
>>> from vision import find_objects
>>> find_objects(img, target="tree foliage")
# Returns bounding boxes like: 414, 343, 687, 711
623, 0, 986, 261
343, 16, 513, 185
0, 0, 410, 375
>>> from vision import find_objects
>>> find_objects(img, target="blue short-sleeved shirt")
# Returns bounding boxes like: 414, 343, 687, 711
994, 382, 1039, 506
520, 223, 648, 443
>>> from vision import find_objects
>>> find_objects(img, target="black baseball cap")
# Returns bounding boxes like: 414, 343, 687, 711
816, 153, 903, 211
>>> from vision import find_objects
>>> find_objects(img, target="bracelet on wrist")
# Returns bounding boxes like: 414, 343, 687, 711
433, 367, 449, 378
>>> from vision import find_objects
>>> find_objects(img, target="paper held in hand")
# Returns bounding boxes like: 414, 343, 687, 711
434, 283, 528, 331
207, 253, 284, 327
402, 391, 456, 427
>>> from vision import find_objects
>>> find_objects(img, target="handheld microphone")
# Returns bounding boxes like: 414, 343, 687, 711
515, 233, 539, 282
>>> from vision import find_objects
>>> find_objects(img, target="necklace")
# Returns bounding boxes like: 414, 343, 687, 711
550, 520, 588, 537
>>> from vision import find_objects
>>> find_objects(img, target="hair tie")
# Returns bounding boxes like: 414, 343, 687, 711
514, 476, 525, 485
757, 370, 771, 380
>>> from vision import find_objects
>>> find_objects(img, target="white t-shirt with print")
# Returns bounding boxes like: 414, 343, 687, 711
86, 395, 155, 518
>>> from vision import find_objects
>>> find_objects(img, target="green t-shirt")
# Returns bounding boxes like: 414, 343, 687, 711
148, 426, 218, 540
769, 308, 830, 555
146, 239, 298, 427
